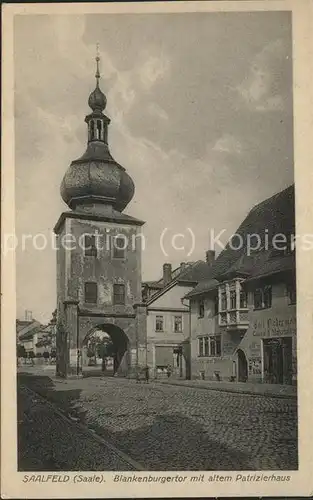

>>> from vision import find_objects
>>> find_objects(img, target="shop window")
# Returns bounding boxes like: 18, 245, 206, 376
84, 235, 97, 257
113, 284, 125, 305
84, 282, 97, 304
113, 236, 126, 259
173, 315, 182, 333
198, 299, 205, 318
230, 290, 236, 309
155, 315, 164, 332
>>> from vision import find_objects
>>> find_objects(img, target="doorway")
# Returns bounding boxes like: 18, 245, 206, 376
237, 349, 248, 382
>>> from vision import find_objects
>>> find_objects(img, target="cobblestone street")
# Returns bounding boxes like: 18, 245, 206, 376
18, 371, 298, 471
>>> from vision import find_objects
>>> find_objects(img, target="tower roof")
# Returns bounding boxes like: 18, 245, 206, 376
60, 49, 135, 216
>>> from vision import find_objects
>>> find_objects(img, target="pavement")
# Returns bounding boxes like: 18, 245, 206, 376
156, 378, 297, 398
18, 369, 298, 471
18, 381, 142, 471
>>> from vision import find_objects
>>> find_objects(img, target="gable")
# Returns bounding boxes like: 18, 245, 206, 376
148, 283, 192, 309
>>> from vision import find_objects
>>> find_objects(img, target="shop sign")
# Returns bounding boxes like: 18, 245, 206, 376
252, 316, 296, 338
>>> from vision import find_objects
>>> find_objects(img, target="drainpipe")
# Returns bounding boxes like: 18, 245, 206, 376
181, 297, 191, 380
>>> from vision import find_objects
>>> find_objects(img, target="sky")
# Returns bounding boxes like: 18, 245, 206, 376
14, 11, 293, 323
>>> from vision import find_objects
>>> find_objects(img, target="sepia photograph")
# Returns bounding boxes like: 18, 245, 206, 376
2, 1, 313, 498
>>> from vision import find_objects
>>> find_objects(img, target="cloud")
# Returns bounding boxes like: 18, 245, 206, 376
147, 102, 169, 121
236, 39, 287, 112
138, 55, 170, 90
212, 134, 242, 155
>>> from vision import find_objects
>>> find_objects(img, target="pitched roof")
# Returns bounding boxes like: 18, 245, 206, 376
146, 260, 214, 305
19, 324, 43, 341
16, 319, 42, 339
178, 261, 214, 282
184, 278, 219, 298
210, 185, 295, 280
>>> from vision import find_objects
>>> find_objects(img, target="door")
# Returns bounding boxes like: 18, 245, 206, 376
237, 349, 248, 382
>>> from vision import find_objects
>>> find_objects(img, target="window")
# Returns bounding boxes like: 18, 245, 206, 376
263, 286, 272, 308
198, 335, 221, 357
155, 315, 164, 332
84, 235, 97, 257
240, 290, 247, 309
254, 288, 263, 309
173, 315, 182, 333
113, 284, 125, 305
230, 290, 236, 309
113, 236, 126, 259
203, 336, 209, 356
254, 286, 272, 309
84, 282, 97, 304
198, 338, 204, 357
287, 282, 296, 305
214, 296, 219, 316
198, 300, 205, 318
221, 291, 227, 310
96, 120, 102, 140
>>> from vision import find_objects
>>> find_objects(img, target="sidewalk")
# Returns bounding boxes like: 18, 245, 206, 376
156, 378, 297, 398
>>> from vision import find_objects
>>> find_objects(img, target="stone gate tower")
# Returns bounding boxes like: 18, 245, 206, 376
54, 55, 146, 378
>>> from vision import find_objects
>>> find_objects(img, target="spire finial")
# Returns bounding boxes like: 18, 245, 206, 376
95, 43, 100, 87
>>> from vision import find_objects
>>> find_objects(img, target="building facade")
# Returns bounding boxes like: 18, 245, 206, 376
187, 186, 296, 385
144, 256, 215, 379
54, 57, 146, 378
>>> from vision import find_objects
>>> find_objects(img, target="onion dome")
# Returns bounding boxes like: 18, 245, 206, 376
60, 52, 135, 214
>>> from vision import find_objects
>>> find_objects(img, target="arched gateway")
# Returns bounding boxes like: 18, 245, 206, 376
54, 55, 147, 378
82, 324, 129, 375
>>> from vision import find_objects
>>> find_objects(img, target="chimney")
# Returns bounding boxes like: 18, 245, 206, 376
163, 263, 172, 286
25, 310, 32, 321
205, 250, 215, 267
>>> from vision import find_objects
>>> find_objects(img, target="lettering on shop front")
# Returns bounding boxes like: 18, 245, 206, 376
252, 317, 296, 337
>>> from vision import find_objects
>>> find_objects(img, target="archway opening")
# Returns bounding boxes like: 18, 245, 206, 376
82, 323, 129, 377
237, 349, 248, 382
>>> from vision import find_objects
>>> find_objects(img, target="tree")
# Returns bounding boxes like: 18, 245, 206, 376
17, 344, 26, 359
97, 339, 116, 372
43, 351, 50, 362
28, 350, 35, 365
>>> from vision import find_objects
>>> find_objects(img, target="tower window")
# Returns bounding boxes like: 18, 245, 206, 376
113, 284, 125, 305
113, 236, 126, 259
90, 120, 95, 141
84, 235, 97, 257
96, 120, 102, 140
84, 282, 97, 304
